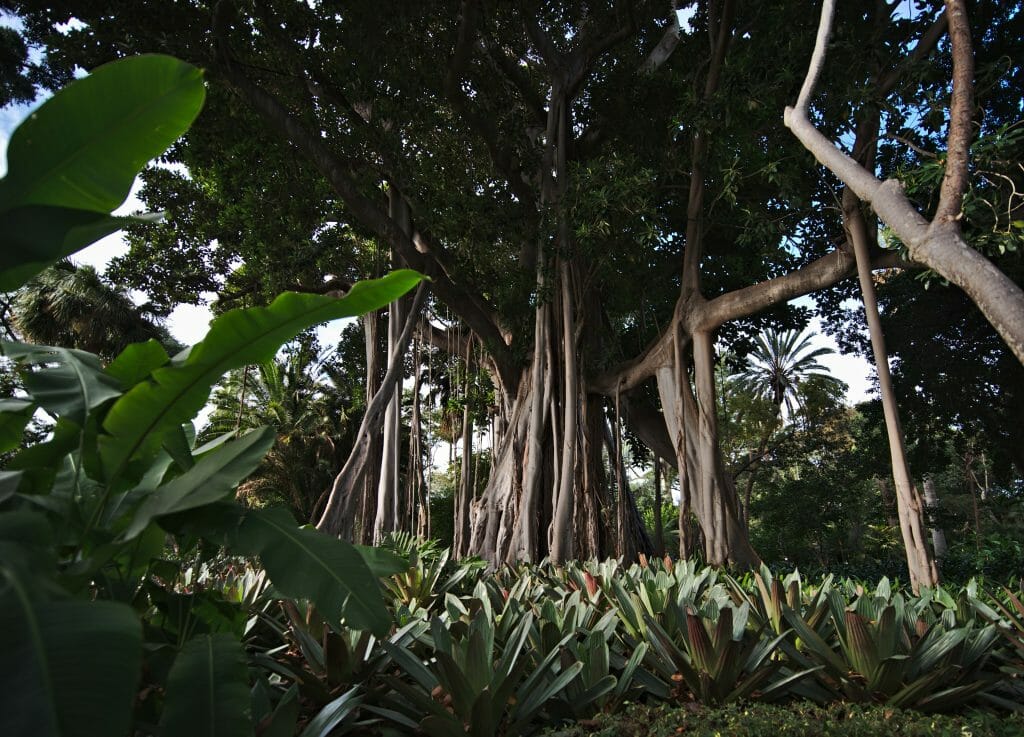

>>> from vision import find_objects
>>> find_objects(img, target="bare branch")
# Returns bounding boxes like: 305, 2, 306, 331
639, 5, 682, 75
792, 0, 835, 116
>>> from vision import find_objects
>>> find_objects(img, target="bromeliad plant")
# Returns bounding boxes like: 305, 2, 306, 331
781, 584, 999, 710
381, 606, 584, 737
0, 53, 421, 737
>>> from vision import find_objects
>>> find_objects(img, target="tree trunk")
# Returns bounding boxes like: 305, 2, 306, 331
316, 282, 428, 538
407, 333, 429, 537
611, 392, 635, 562
922, 475, 947, 562
354, 307, 382, 544
372, 188, 412, 543
550, 257, 578, 563
653, 457, 665, 557
844, 192, 938, 592
454, 348, 474, 557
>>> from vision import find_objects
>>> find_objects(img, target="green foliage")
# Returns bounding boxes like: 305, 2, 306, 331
12, 260, 182, 361
0, 53, 420, 735
200, 335, 362, 519
0, 578, 142, 737
0, 54, 205, 290
159, 633, 252, 737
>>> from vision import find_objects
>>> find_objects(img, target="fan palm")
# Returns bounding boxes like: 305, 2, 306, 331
732, 329, 844, 421
11, 261, 181, 361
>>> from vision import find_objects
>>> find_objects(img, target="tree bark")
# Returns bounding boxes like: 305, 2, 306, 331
550, 258, 578, 563
844, 191, 938, 592
358, 310, 383, 543
316, 282, 428, 537
407, 333, 429, 537
454, 346, 474, 557
653, 456, 665, 557
372, 188, 412, 543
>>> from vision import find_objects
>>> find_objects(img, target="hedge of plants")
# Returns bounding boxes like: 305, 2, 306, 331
171, 538, 1024, 736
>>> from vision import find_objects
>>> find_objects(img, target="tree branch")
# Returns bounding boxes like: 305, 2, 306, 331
934, 0, 974, 226
445, 1, 537, 208
784, 0, 1024, 365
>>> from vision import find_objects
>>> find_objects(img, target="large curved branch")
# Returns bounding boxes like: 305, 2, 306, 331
591, 245, 907, 395
784, 0, 1024, 365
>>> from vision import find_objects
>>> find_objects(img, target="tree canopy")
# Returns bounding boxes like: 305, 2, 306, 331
4, 0, 1022, 573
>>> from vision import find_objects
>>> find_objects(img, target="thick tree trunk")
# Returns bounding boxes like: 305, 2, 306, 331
691, 331, 760, 567
550, 258, 578, 563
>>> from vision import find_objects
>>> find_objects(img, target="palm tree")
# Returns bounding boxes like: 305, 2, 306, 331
725, 329, 846, 530
732, 329, 844, 421
200, 340, 361, 520
11, 261, 181, 361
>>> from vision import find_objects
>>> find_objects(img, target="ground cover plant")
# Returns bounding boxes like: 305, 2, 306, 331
71, 546, 1024, 735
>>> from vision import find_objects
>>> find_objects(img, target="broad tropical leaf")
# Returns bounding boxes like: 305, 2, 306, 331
2, 342, 122, 425
0, 208, 158, 292
105, 338, 171, 387
355, 544, 411, 577
160, 633, 252, 737
99, 270, 423, 482
0, 54, 204, 213
233, 506, 390, 636
0, 54, 205, 290
123, 426, 277, 539
0, 569, 142, 737
0, 398, 34, 453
